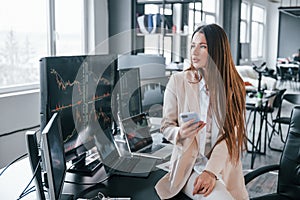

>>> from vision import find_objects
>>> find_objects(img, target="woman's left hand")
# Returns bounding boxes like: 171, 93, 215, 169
192, 171, 216, 197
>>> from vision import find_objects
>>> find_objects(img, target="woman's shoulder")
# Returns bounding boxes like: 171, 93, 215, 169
171, 69, 198, 85
171, 71, 185, 78
168, 71, 183, 83
170, 70, 193, 81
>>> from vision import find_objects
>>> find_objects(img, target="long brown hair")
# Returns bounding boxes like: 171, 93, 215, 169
191, 24, 247, 163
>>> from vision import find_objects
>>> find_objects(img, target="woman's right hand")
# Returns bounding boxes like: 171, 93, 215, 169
178, 120, 206, 141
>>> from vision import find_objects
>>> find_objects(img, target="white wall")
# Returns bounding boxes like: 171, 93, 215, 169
0, 90, 40, 168
265, 1, 280, 69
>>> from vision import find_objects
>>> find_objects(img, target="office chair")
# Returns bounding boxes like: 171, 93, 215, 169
263, 89, 287, 125
269, 93, 300, 151
245, 89, 286, 154
244, 106, 300, 200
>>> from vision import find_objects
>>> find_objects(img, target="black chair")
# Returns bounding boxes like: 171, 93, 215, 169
244, 106, 300, 200
264, 89, 287, 126
246, 89, 286, 152
269, 93, 300, 151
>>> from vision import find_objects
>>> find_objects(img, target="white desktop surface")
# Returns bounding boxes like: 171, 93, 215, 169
277, 63, 299, 68
0, 157, 36, 200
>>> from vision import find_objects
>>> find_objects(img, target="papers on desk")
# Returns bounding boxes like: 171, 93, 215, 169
246, 90, 277, 108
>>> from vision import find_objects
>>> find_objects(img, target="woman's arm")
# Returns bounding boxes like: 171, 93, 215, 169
160, 75, 181, 144
193, 140, 229, 196
161, 74, 204, 148
205, 140, 229, 177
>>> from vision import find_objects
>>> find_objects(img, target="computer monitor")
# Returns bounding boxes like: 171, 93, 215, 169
117, 68, 142, 120
117, 54, 166, 79
140, 76, 169, 117
40, 54, 118, 174
41, 112, 67, 200
25, 131, 46, 200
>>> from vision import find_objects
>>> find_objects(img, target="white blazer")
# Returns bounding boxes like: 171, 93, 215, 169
155, 70, 249, 200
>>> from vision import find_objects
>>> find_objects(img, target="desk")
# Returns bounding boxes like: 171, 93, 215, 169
277, 63, 299, 89
246, 90, 277, 169
277, 63, 299, 68
0, 156, 190, 200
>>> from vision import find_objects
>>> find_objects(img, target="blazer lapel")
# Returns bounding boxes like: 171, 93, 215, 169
184, 70, 200, 114
184, 70, 201, 153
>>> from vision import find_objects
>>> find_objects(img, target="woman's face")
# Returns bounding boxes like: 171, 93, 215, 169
191, 32, 208, 70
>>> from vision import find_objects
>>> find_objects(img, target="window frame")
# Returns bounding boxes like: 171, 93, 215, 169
240, 1, 250, 43
188, 0, 217, 32
0, 0, 87, 94
250, 4, 266, 60
239, 1, 266, 62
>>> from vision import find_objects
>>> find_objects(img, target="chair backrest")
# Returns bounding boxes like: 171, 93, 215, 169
283, 93, 300, 105
277, 106, 300, 198
271, 89, 287, 109
276, 93, 300, 118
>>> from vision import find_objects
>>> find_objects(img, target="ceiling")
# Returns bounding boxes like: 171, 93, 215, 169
279, 6, 300, 18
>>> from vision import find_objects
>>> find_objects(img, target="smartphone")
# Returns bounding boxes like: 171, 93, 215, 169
180, 112, 201, 123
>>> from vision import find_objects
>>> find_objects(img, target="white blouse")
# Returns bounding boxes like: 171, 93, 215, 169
193, 77, 210, 174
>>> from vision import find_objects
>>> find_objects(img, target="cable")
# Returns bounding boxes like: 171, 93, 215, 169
0, 127, 40, 176
0, 125, 40, 138
20, 186, 36, 198
17, 158, 41, 200
0, 153, 28, 176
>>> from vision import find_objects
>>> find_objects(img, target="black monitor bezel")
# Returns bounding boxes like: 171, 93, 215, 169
40, 54, 118, 164
41, 112, 66, 200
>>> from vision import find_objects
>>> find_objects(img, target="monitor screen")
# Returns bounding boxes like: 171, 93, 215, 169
40, 54, 118, 164
140, 76, 169, 117
118, 54, 166, 79
41, 112, 65, 200
117, 68, 142, 120
120, 112, 151, 151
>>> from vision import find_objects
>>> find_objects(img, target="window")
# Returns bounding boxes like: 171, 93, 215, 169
0, 0, 84, 92
239, 1, 266, 61
0, 0, 47, 90
55, 0, 83, 56
240, 2, 249, 43
186, 0, 217, 60
188, 0, 217, 34
251, 5, 265, 59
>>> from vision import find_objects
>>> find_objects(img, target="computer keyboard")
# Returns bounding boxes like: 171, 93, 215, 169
116, 157, 140, 172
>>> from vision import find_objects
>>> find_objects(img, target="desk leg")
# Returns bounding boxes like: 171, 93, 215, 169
250, 110, 257, 169
250, 109, 267, 169
263, 111, 268, 154
257, 110, 264, 154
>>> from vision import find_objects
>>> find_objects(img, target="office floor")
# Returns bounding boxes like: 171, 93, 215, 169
242, 83, 300, 198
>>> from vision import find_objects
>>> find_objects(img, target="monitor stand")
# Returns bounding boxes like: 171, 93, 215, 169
67, 152, 102, 176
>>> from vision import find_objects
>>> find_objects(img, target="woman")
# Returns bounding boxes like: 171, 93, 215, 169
155, 24, 249, 199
